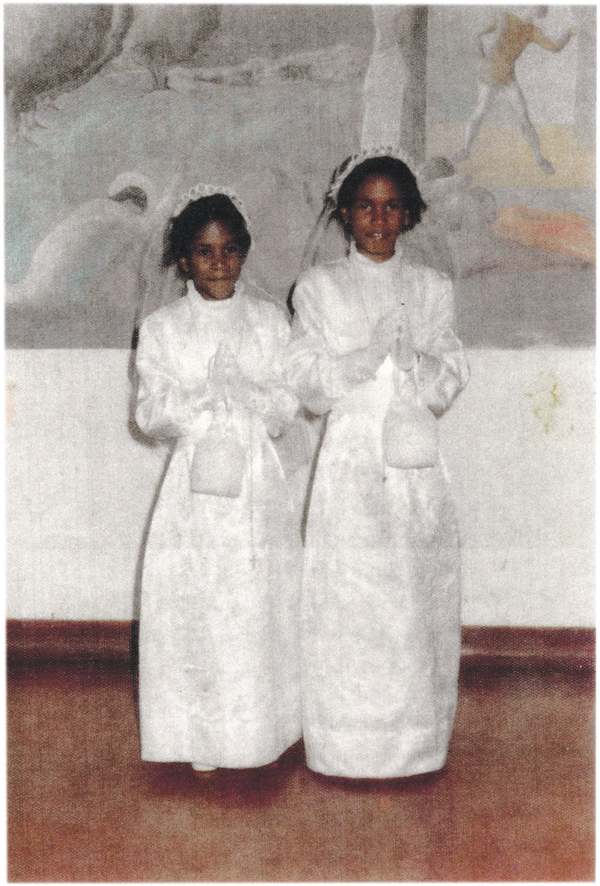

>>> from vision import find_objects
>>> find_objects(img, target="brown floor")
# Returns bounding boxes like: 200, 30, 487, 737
8, 659, 594, 882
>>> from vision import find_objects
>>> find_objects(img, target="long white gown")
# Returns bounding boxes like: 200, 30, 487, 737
136, 279, 302, 767
287, 243, 470, 778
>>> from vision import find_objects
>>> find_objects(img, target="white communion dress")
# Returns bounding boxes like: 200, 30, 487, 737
136, 279, 302, 767
286, 243, 470, 778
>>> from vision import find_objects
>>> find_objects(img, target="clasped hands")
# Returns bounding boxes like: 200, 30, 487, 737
207, 344, 266, 410
206, 344, 286, 436
344, 312, 413, 385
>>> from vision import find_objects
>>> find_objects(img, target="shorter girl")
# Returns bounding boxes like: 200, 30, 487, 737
287, 150, 470, 778
136, 187, 302, 771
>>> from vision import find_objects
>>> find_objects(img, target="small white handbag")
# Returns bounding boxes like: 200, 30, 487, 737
382, 365, 438, 470
190, 401, 247, 497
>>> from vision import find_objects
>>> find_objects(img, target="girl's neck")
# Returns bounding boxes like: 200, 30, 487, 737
188, 279, 240, 303
351, 240, 402, 264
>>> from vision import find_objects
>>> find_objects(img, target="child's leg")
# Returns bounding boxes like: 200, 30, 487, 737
453, 82, 495, 162
507, 80, 554, 173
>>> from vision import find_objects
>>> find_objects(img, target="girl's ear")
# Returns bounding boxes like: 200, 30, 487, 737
178, 256, 189, 275
340, 206, 350, 226
403, 210, 411, 229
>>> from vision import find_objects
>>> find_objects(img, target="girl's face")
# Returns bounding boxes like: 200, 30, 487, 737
179, 221, 247, 300
340, 174, 410, 262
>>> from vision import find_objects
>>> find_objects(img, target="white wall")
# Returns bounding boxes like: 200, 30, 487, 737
6, 348, 594, 626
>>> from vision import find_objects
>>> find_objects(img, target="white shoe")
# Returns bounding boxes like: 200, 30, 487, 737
191, 762, 217, 772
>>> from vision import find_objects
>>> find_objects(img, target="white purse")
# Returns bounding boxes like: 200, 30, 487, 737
382, 365, 438, 470
190, 401, 247, 497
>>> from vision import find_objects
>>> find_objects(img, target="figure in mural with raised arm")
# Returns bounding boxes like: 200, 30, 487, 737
135, 187, 302, 772
453, 6, 576, 174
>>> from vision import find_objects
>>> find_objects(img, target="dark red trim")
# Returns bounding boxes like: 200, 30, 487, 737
460, 626, 594, 672
6, 620, 134, 663
6, 621, 595, 671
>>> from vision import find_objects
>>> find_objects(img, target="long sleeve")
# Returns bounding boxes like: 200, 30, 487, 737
212, 301, 300, 436
135, 312, 212, 440
286, 275, 378, 416
250, 308, 300, 435
236, 365, 299, 438
413, 272, 470, 417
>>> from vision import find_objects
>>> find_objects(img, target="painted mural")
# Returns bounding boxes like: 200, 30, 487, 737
5, 4, 595, 349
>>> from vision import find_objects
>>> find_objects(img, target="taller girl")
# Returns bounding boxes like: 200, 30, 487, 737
287, 151, 470, 778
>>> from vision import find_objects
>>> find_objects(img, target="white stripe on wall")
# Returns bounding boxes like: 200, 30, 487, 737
6, 348, 594, 625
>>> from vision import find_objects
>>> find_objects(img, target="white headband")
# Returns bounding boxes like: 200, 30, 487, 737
326, 146, 416, 206
172, 183, 252, 232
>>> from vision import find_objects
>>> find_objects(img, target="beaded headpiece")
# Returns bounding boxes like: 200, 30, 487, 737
326, 146, 417, 207
172, 183, 252, 231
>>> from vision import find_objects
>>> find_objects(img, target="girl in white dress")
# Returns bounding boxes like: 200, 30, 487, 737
136, 187, 302, 771
287, 151, 470, 778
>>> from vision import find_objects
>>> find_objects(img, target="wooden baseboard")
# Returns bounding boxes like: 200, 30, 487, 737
6, 620, 135, 664
460, 626, 594, 672
6, 620, 595, 672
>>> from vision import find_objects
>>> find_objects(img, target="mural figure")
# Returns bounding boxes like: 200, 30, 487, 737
121, 5, 219, 89
7, 174, 156, 304
4, 5, 133, 140
409, 157, 498, 278
406, 157, 594, 280
4, 4, 220, 138
452, 6, 576, 174
167, 43, 367, 90
5, 172, 169, 347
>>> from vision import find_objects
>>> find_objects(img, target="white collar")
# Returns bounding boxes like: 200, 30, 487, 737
186, 278, 243, 307
349, 240, 404, 270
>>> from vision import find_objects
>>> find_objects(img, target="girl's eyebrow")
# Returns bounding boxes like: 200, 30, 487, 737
193, 240, 237, 247
194, 236, 237, 244
354, 199, 401, 206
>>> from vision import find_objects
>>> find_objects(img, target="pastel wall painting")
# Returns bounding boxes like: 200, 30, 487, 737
6, 5, 595, 627
6, 4, 595, 349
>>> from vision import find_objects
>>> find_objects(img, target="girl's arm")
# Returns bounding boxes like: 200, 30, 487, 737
135, 314, 212, 440
210, 307, 299, 437
250, 312, 301, 436
286, 275, 394, 415
414, 272, 470, 417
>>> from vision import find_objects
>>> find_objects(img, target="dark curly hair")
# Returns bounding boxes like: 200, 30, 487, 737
166, 194, 251, 267
334, 156, 427, 234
